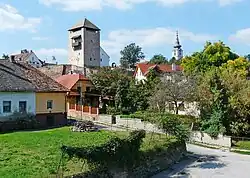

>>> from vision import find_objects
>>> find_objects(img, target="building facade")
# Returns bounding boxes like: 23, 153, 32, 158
134, 62, 183, 82
56, 74, 99, 117
100, 47, 110, 67
0, 60, 69, 128
68, 19, 101, 68
0, 92, 36, 117
11, 49, 43, 68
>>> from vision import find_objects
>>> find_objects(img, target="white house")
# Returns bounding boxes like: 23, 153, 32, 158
0, 92, 36, 117
134, 62, 183, 82
11, 49, 43, 68
100, 47, 110, 67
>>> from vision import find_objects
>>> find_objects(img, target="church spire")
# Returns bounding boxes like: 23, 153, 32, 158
172, 31, 183, 60
174, 31, 181, 48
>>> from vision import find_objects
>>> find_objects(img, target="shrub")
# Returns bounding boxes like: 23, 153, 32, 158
61, 130, 146, 173
156, 116, 191, 141
0, 112, 38, 133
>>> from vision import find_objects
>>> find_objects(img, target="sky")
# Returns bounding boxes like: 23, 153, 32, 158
0, 0, 250, 64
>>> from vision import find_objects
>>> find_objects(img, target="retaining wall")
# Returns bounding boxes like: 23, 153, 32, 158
190, 131, 232, 148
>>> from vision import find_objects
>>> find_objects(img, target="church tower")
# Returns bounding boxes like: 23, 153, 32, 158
172, 31, 183, 60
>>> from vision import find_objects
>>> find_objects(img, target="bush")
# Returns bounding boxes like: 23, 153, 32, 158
106, 106, 121, 115
119, 111, 199, 128
156, 116, 191, 141
0, 112, 38, 133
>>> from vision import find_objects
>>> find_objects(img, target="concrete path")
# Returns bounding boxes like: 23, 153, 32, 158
152, 144, 250, 178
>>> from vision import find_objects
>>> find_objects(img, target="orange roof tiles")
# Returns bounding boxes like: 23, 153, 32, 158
56, 74, 89, 90
135, 62, 183, 76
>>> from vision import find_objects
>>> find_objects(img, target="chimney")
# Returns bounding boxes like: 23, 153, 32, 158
172, 63, 176, 71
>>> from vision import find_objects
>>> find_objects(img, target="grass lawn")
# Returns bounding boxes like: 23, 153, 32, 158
0, 127, 174, 178
233, 141, 250, 150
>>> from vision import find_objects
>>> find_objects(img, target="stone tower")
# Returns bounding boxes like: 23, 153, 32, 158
172, 31, 183, 60
68, 18, 100, 67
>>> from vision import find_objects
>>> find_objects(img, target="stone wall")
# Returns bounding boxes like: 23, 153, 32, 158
190, 131, 232, 148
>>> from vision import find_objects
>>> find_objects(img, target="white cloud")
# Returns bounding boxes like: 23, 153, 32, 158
229, 28, 250, 45
101, 27, 216, 60
39, 0, 243, 11
32, 36, 49, 41
35, 48, 67, 63
0, 4, 41, 32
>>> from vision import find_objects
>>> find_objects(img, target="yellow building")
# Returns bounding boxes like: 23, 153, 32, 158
56, 74, 99, 116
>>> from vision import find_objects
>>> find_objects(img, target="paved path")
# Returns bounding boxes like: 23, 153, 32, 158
152, 144, 250, 178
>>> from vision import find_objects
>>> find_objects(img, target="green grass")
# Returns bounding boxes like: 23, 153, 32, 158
0, 127, 175, 178
233, 141, 250, 150
231, 150, 250, 155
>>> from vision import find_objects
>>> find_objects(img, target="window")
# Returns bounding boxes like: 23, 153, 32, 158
90, 58, 92, 61
19, 101, 27, 113
77, 87, 81, 93
86, 87, 91, 92
47, 100, 53, 110
3, 101, 11, 113
32, 57, 34, 61
100, 58, 102, 61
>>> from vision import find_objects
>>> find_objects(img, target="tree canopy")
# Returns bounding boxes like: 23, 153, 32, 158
2, 54, 9, 60
90, 67, 130, 98
150, 72, 196, 114
149, 54, 168, 64
120, 43, 145, 69
182, 41, 239, 75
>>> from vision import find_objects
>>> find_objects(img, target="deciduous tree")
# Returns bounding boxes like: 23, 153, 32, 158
120, 43, 145, 69
149, 54, 168, 64
149, 72, 196, 114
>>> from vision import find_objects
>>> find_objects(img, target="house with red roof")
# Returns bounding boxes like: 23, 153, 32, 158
134, 62, 183, 82
56, 74, 100, 116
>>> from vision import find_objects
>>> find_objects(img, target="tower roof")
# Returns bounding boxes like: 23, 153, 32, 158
68, 18, 100, 31
174, 31, 182, 48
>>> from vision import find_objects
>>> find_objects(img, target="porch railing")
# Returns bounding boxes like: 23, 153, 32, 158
68, 104, 99, 115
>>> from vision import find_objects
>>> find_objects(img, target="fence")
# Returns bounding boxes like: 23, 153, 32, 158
68, 104, 99, 115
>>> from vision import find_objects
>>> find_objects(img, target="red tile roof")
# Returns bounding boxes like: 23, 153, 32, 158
134, 62, 183, 77
56, 74, 89, 90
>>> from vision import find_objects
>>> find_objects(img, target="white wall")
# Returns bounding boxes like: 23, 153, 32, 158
100, 47, 110, 67
27, 53, 42, 68
68, 29, 84, 67
0, 92, 36, 117
190, 131, 232, 148
135, 67, 147, 82
166, 102, 200, 117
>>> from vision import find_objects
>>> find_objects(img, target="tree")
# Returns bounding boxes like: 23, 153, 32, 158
90, 67, 130, 98
149, 72, 196, 114
2, 54, 9, 60
120, 43, 145, 69
149, 54, 167, 64
169, 57, 182, 65
127, 80, 149, 112
198, 67, 250, 137
221, 57, 250, 77
115, 79, 130, 113
182, 41, 239, 75
200, 70, 229, 137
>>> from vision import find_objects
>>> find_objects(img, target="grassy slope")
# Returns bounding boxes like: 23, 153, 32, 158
0, 127, 174, 178
233, 141, 250, 150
